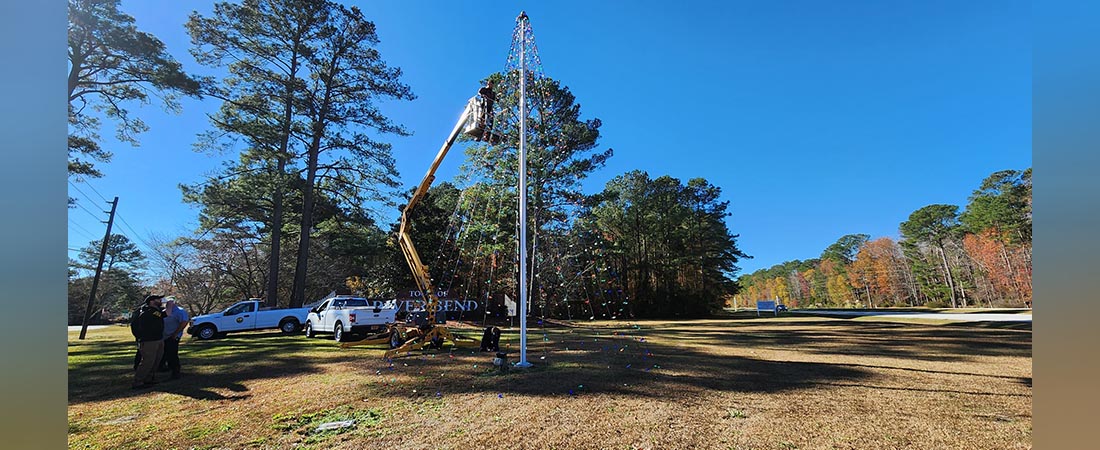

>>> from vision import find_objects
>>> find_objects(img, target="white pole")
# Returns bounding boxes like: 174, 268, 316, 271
516, 12, 532, 368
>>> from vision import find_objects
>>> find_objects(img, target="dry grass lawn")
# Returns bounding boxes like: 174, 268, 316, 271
68, 313, 1031, 449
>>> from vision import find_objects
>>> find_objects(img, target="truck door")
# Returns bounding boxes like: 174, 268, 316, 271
312, 300, 331, 331
325, 299, 344, 331
221, 302, 257, 331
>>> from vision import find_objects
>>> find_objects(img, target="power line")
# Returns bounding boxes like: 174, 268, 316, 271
68, 219, 98, 242
67, 181, 96, 203
71, 196, 157, 260
71, 199, 105, 222
81, 181, 112, 204
68, 229, 95, 243
114, 213, 155, 251
68, 188, 153, 252
70, 181, 121, 226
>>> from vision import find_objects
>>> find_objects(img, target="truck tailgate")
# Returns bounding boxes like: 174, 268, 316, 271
348, 307, 396, 325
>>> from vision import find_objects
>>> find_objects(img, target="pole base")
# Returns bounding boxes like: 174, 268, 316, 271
514, 361, 533, 368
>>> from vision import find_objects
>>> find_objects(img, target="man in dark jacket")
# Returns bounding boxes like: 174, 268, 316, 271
131, 295, 166, 389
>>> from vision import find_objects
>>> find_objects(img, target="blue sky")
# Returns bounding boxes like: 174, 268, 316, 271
67, 0, 1031, 276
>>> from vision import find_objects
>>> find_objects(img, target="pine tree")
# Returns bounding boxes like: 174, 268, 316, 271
68, 0, 201, 183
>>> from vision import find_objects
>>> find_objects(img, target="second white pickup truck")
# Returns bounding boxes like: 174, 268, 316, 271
187, 299, 309, 340
304, 296, 397, 342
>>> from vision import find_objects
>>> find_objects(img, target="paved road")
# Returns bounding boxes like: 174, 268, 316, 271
67, 325, 109, 331
792, 309, 1032, 322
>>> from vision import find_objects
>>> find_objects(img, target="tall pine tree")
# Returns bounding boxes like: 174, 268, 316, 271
187, 0, 411, 307
68, 0, 201, 185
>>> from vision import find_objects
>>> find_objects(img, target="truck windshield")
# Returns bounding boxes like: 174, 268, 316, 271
334, 298, 370, 307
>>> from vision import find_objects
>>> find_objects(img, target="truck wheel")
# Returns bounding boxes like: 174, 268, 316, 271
196, 325, 217, 340
389, 328, 404, 349
429, 335, 444, 349
304, 321, 315, 338
279, 318, 300, 334
334, 322, 344, 342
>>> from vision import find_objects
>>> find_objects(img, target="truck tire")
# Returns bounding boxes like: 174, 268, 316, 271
333, 322, 344, 342
304, 320, 315, 338
279, 318, 300, 334
389, 328, 404, 349
195, 325, 217, 340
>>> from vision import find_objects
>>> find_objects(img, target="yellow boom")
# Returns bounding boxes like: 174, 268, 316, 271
383, 85, 497, 358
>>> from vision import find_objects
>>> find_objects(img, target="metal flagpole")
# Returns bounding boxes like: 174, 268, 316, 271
515, 11, 532, 368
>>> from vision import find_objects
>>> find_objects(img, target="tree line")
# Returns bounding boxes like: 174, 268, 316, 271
738, 168, 1032, 309
67, 0, 749, 321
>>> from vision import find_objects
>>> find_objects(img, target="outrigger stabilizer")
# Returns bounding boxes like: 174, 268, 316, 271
341, 83, 499, 358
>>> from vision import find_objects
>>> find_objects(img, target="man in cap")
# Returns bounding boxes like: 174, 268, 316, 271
131, 294, 166, 389
158, 297, 189, 379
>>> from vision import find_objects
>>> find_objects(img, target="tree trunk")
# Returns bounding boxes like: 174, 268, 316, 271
290, 34, 346, 309
290, 147, 318, 308
958, 277, 968, 308
1000, 241, 1026, 307
68, 51, 84, 101
266, 158, 286, 308
938, 244, 958, 308
265, 40, 302, 308
953, 252, 969, 308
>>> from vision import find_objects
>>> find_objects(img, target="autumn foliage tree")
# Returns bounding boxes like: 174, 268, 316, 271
739, 168, 1031, 309
848, 238, 909, 308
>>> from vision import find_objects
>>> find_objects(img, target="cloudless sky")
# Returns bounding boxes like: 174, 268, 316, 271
68, 0, 1031, 277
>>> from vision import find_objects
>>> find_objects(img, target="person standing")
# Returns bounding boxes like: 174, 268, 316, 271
131, 295, 166, 389
159, 298, 189, 379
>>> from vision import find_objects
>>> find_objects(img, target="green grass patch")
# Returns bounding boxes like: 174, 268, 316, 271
69, 420, 92, 434
272, 405, 383, 445
183, 420, 234, 440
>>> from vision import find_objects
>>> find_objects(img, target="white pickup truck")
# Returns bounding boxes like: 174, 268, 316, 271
304, 296, 397, 342
187, 299, 309, 340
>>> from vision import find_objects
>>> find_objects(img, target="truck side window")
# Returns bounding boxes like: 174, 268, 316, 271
226, 303, 248, 315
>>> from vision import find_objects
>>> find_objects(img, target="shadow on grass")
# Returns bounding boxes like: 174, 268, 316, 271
343, 319, 1031, 401
799, 382, 1031, 398
940, 321, 1032, 331
70, 318, 1031, 405
342, 330, 877, 401
68, 331, 357, 405
649, 319, 1031, 362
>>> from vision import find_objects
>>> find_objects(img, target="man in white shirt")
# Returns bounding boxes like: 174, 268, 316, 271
159, 298, 189, 380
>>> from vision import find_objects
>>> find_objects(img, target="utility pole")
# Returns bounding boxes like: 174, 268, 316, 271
78, 197, 118, 340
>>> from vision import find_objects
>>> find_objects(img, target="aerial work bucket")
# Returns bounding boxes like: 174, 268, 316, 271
460, 96, 487, 137
462, 83, 501, 143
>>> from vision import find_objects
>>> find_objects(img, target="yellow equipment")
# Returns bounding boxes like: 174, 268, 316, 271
343, 84, 497, 358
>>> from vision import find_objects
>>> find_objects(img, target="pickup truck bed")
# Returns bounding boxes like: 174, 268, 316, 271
304, 297, 398, 342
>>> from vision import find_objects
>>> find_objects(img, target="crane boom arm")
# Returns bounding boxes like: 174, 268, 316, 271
398, 91, 493, 325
